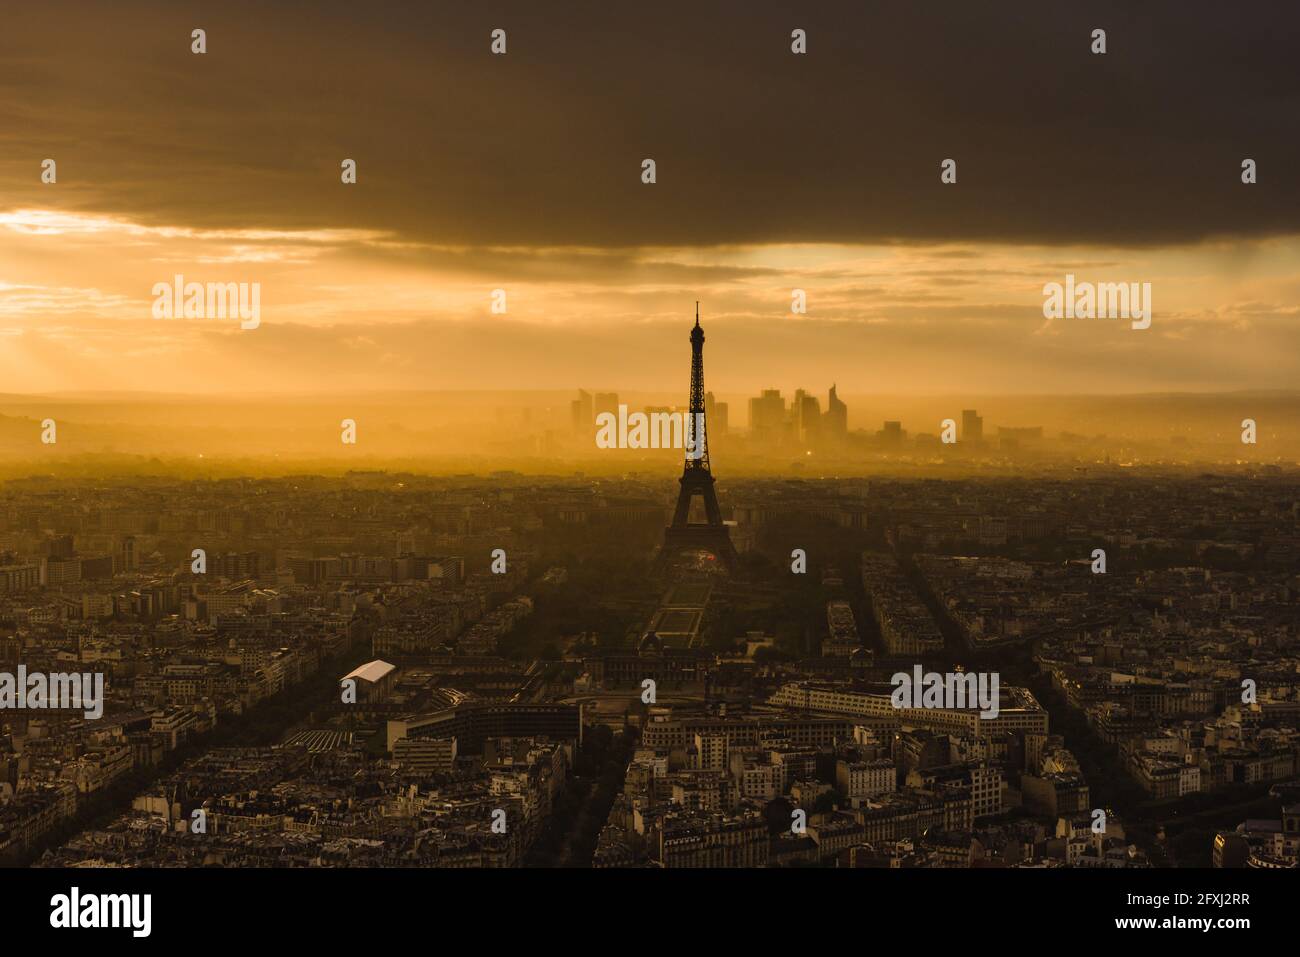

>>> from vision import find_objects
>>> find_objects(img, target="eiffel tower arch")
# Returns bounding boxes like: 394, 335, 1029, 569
654, 305, 738, 575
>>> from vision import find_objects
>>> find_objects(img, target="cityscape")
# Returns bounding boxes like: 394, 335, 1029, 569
3, 314, 1298, 875
2, 0, 1296, 938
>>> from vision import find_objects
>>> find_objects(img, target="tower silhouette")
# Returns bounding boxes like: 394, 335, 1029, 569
655, 304, 738, 574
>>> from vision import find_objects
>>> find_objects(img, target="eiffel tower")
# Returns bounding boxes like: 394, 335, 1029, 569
655, 304, 738, 574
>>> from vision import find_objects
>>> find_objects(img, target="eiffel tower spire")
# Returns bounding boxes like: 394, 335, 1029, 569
686, 302, 709, 473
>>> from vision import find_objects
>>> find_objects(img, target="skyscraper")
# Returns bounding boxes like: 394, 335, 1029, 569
749, 389, 786, 443
570, 389, 593, 434
796, 392, 821, 444
706, 392, 729, 436
824, 384, 848, 440
593, 392, 620, 425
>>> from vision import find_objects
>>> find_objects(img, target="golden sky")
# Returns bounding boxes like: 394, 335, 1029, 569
2, 0, 1298, 397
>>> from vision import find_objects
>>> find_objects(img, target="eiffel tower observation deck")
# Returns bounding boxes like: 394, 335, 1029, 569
654, 304, 738, 575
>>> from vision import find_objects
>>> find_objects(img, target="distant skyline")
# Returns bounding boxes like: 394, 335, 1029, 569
2, 390, 1294, 473
3, 1, 1299, 396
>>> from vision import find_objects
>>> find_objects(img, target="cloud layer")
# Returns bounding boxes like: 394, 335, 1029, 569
1, 1, 1298, 397
2, 0, 1297, 246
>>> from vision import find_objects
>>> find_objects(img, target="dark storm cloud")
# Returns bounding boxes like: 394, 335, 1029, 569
1, 0, 1297, 247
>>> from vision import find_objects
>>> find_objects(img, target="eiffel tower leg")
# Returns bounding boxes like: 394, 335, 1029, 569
671, 477, 693, 525
701, 481, 724, 526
